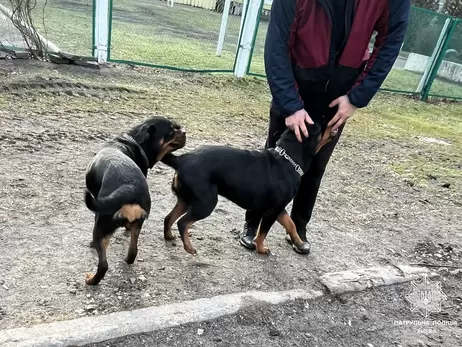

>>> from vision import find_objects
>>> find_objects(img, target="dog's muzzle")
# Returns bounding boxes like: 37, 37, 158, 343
172, 128, 186, 148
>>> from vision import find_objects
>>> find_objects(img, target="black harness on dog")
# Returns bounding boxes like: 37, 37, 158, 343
111, 134, 150, 169
273, 146, 304, 177
122, 134, 150, 167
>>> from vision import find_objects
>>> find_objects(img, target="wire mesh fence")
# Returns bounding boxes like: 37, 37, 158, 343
427, 18, 462, 99
0, 1, 460, 100
248, 5, 462, 101
108, 0, 244, 71
0, 0, 93, 56
381, 8, 451, 95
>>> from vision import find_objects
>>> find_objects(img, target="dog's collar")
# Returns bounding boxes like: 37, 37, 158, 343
273, 146, 304, 176
121, 134, 150, 168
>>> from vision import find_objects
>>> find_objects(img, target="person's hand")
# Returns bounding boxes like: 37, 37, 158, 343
285, 109, 314, 143
328, 95, 357, 132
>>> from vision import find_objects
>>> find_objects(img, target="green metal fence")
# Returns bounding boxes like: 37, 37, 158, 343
425, 18, 462, 100
106, 0, 244, 72
0, 1, 460, 101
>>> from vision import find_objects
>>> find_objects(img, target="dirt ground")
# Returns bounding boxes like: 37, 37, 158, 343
88, 278, 462, 347
0, 60, 461, 334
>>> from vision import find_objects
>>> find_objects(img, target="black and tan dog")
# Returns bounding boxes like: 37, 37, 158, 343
161, 123, 335, 255
84, 116, 186, 285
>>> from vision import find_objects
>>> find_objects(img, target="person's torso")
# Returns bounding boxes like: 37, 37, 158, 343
289, 0, 389, 98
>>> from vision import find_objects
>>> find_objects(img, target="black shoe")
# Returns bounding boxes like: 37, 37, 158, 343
285, 229, 311, 254
239, 222, 257, 250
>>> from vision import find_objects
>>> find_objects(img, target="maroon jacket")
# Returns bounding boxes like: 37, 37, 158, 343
264, 0, 410, 117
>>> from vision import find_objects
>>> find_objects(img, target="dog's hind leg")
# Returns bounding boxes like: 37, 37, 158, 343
113, 204, 147, 264
177, 195, 217, 255
88, 214, 98, 248
86, 215, 115, 285
125, 220, 143, 264
164, 198, 188, 241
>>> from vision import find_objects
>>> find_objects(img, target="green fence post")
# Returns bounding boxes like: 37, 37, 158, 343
234, 0, 262, 77
92, 0, 96, 57
233, 0, 251, 73
107, 0, 113, 61
245, 0, 265, 75
416, 16, 452, 95
421, 17, 458, 102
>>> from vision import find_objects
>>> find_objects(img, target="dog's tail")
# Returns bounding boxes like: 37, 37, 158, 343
85, 187, 131, 214
161, 153, 180, 170
84, 186, 146, 222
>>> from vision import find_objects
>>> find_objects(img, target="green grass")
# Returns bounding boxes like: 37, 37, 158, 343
350, 93, 462, 189
109, 0, 243, 69
392, 160, 461, 187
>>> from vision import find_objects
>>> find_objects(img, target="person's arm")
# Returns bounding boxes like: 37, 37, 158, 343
347, 0, 410, 108
264, 0, 304, 117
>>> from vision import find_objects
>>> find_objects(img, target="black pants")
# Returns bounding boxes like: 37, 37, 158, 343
245, 100, 345, 233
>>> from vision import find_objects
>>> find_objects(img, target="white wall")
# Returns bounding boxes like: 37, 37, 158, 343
404, 53, 462, 83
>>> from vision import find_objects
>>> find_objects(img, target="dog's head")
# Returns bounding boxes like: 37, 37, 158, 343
276, 122, 335, 163
129, 116, 186, 167
277, 122, 321, 150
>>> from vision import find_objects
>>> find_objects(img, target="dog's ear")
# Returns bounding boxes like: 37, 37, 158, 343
139, 122, 156, 135
146, 124, 157, 136
135, 123, 156, 142
306, 122, 321, 137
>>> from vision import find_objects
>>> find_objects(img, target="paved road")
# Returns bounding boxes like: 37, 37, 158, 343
87, 281, 461, 347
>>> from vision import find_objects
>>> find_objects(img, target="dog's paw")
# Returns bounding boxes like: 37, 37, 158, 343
184, 246, 197, 255
124, 255, 136, 265
85, 273, 97, 285
256, 247, 271, 255
164, 231, 176, 241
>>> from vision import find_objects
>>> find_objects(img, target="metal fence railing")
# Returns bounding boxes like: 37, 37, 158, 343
106, 0, 244, 72
0, 1, 461, 101
426, 18, 462, 100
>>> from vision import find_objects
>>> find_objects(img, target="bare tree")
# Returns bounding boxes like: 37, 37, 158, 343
5, 0, 47, 58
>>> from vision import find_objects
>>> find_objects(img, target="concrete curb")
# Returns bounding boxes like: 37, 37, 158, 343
0, 289, 324, 347
318, 264, 439, 295
0, 264, 436, 347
